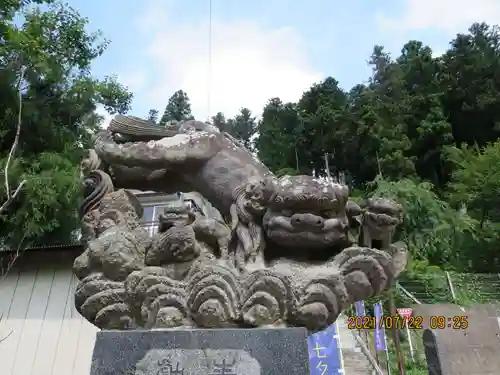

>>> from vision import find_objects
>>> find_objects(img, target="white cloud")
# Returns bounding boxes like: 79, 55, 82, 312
134, 1, 322, 120
377, 0, 500, 34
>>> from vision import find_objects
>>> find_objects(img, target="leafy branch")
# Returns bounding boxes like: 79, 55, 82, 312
1, 66, 26, 215
0, 66, 26, 344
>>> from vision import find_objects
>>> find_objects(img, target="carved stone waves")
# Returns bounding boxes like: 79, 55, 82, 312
74, 115, 408, 332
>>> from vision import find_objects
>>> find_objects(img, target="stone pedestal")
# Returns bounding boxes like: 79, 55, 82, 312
90, 328, 310, 375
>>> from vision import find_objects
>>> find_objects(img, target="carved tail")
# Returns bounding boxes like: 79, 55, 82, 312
80, 170, 114, 217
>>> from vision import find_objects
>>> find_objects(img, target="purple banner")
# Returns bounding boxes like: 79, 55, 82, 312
373, 302, 387, 351
354, 300, 365, 317
307, 322, 343, 374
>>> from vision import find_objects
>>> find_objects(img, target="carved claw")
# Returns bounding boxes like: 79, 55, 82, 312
336, 246, 407, 302
293, 273, 347, 331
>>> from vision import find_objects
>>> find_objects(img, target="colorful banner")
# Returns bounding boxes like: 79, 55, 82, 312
353, 300, 366, 350
354, 300, 365, 317
373, 302, 387, 351
307, 321, 344, 374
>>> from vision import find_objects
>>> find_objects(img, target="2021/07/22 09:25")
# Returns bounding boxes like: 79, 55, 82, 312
347, 315, 469, 330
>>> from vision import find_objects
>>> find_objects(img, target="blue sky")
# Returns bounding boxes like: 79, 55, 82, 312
68, 0, 500, 123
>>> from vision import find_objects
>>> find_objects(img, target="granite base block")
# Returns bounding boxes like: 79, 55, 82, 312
90, 328, 310, 375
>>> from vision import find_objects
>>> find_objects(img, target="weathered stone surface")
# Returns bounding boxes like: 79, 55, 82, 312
90, 328, 309, 375
416, 303, 500, 375
359, 197, 402, 249
74, 115, 408, 332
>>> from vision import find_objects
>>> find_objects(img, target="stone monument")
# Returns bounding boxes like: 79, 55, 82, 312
91, 328, 309, 374
75, 115, 408, 373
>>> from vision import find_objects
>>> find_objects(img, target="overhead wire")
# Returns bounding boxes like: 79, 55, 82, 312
207, 0, 212, 121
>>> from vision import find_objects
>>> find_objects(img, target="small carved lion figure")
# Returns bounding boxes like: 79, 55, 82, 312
147, 201, 231, 264
360, 198, 402, 249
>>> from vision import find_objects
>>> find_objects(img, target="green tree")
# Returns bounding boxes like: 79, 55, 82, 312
296, 77, 347, 177
369, 177, 476, 267
0, 0, 52, 22
211, 112, 228, 132
159, 90, 194, 124
446, 142, 500, 226
256, 98, 301, 173
359, 46, 415, 182
228, 108, 257, 150
0, 1, 132, 250
395, 41, 453, 186
441, 23, 500, 148
147, 109, 159, 123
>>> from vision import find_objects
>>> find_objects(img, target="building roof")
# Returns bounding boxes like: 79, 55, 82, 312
0, 240, 83, 254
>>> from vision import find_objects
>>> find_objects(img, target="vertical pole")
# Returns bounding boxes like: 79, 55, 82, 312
295, 147, 299, 172
373, 302, 383, 372
324, 152, 331, 182
363, 329, 370, 352
379, 303, 391, 375
383, 327, 391, 375
335, 319, 346, 373
353, 332, 385, 375
405, 324, 415, 362
389, 291, 405, 375
445, 271, 457, 302
376, 151, 383, 178
207, 0, 213, 120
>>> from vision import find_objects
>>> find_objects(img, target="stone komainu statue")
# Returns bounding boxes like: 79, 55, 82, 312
74, 115, 407, 331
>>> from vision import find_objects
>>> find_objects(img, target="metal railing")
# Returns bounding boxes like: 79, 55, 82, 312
397, 272, 500, 305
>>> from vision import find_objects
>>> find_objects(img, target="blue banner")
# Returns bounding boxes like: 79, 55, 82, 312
354, 300, 365, 317
307, 322, 344, 375
373, 302, 387, 351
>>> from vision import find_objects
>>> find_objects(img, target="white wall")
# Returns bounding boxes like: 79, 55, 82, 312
0, 264, 98, 375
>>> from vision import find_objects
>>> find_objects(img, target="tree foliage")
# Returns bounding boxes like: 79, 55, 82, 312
446, 142, 500, 225
0, 0, 132, 249
256, 98, 301, 173
210, 108, 257, 150
146, 109, 159, 123
227, 108, 256, 150
159, 90, 193, 124
368, 177, 476, 267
